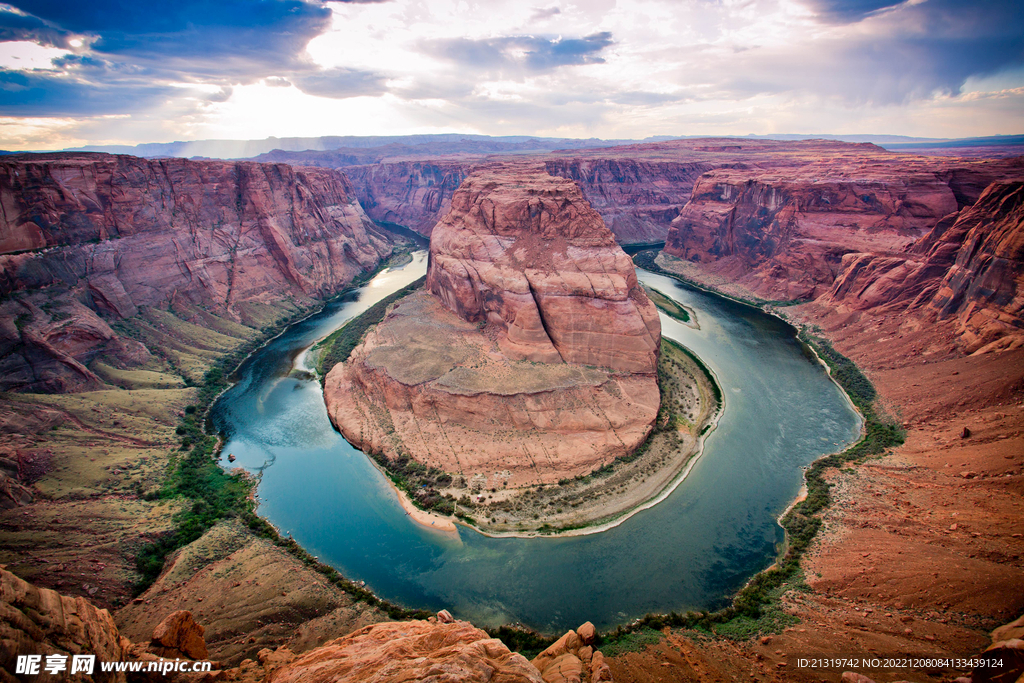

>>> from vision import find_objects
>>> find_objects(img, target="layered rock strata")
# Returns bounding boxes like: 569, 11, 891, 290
544, 158, 712, 244
0, 153, 391, 391
663, 164, 961, 300
821, 180, 1024, 353
324, 168, 660, 488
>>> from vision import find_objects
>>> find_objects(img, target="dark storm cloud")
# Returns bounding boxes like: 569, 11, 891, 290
0, 0, 395, 115
0, 67, 177, 116
6, 0, 332, 68
0, 4, 69, 46
290, 67, 388, 98
427, 32, 613, 73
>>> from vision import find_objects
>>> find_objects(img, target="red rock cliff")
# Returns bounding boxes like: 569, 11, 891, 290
0, 153, 392, 391
343, 161, 473, 236
821, 180, 1024, 353
544, 158, 711, 244
662, 164, 960, 300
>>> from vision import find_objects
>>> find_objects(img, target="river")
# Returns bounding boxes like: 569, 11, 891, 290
210, 249, 862, 633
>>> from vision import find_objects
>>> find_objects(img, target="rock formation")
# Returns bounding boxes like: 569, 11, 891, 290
2, 569, 614, 683
0, 153, 392, 392
427, 168, 660, 372
0, 567, 131, 682
268, 620, 544, 683
661, 152, 1023, 302
821, 181, 1024, 353
531, 622, 611, 683
324, 167, 660, 488
662, 164, 961, 300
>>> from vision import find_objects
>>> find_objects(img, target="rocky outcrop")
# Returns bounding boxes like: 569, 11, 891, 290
821, 181, 1024, 353
150, 611, 208, 661
0, 567, 131, 682
544, 159, 711, 244
268, 619, 544, 683
0, 153, 392, 391
3, 569, 612, 683
531, 622, 611, 683
325, 168, 661, 487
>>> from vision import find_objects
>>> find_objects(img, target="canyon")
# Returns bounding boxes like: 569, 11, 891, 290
0, 138, 1022, 683
0, 154, 393, 393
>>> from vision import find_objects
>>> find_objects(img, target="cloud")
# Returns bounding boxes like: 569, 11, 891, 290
800, 0, 905, 24
529, 7, 561, 22
0, 4, 71, 47
291, 67, 388, 98
425, 32, 613, 74
8, 0, 332, 67
0, 67, 179, 116
0, 0, 395, 116
694, 0, 1024, 105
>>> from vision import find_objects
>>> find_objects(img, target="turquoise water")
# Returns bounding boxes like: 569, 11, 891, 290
210, 251, 861, 633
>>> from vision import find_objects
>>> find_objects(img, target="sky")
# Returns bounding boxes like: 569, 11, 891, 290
0, 0, 1022, 150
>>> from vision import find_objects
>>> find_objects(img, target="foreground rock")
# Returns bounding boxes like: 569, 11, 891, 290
3, 569, 613, 683
267, 620, 544, 683
325, 167, 660, 492
0, 153, 392, 392
0, 567, 130, 682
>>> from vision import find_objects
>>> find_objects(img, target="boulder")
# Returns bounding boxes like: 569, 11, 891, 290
150, 610, 208, 660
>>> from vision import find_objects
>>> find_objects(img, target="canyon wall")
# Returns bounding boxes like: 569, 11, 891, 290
661, 156, 1023, 302
343, 161, 474, 236
324, 167, 661, 487
821, 180, 1024, 353
0, 153, 392, 392
322, 157, 710, 245
543, 158, 711, 244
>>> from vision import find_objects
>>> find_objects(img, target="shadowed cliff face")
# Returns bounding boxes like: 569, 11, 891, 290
342, 157, 709, 245
0, 154, 392, 392
343, 161, 473, 236
544, 158, 711, 245
823, 181, 1024, 353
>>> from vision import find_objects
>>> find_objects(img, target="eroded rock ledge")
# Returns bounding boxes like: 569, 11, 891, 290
324, 167, 662, 496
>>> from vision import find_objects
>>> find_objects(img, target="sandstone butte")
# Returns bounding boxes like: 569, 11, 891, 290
324, 167, 662, 488
0, 153, 392, 392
